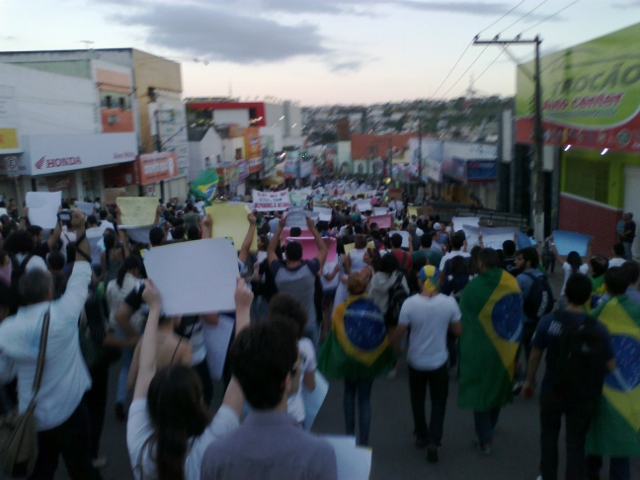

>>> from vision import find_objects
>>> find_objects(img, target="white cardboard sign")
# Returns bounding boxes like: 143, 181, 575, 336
26, 191, 61, 229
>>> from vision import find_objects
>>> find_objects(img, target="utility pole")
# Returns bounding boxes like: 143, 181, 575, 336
473, 35, 544, 239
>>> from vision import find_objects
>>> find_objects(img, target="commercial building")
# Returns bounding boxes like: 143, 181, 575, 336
515, 22, 640, 256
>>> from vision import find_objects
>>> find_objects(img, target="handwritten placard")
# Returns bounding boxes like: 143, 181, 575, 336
206, 203, 255, 250
117, 197, 158, 226
252, 190, 292, 211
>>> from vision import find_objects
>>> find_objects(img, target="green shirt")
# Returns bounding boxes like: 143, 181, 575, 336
412, 249, 442, 268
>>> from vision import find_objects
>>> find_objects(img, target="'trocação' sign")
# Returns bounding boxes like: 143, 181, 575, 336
516, 23, 640, 152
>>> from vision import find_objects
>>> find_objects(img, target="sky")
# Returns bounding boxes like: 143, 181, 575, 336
1, 0, 639, 105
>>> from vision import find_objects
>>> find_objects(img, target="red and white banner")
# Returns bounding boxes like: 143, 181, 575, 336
252, 190, 291, 211
286, 236, 337, 262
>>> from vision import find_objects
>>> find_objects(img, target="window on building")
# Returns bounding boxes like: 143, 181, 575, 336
564, 158, 609, 204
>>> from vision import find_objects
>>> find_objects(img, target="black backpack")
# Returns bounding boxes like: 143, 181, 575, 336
523, 272, 554, 321
551, 312, 609, 401
385, 272, 409, 327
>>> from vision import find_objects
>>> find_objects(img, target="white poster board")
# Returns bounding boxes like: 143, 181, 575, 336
119, 225, 155, 244
203, 315, 235, 380
26, 191, 61, 229
313, 206, 333, 222
143, 238, 238, 315
355, 199, 372, 212
252, 190, 292, 211
76, 201, 95, 217
323, 436, 372, 480
452, 216, 480, 232
285, 209, 319, 228
388, 230, 410, 248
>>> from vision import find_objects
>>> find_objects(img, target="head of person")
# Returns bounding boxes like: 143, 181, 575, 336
99, 210, 108, 221
87, 215, 99, 227
354, 234, 367, 250
605, 266, 631, 296
477, 248, 499, 273
117, 255, 143, 287
347, 271, 368, 295
628, 212, 634, 221
419, 233, 433, 249
149, 227, 166, 247
172, 225, 186, 241
468, 245, 483, 274
19, 269, 54, 305
257, 234, 269, 252
390, 233, 403, 249
564, 273, 593, 307
145, 365, 210, 480
363, 247, 381, 271
613, 243, 625, 258
230, 321, 299, 410
370, 222, 379, 232
449, 255, 470, 276
502, 240, 516, 258
26, 225, 44, 246
47, 250, 65, 273
267, 293, 308, 339
379, 252, 400, 275
590, 255, 609, 279
5, 230, 34, 255
451, 232, 465, 251
285, 241, 303, 263
418, 265, 439, 293
567, 251, 583, 273
515, 247, 539, 271
290, 227, 302, 238
186, 225, 200, 241
621, 260, 640, 287
104, 230, 117, 251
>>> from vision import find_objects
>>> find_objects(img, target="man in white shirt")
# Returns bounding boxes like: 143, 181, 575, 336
0, 209, 100, 479
439, 232, 470, 278
609, 243, 627, 268
391, 265, 462, 463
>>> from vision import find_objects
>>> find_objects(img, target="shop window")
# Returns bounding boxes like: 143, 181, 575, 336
564, 159, 609, 204
105, 95, 113, 108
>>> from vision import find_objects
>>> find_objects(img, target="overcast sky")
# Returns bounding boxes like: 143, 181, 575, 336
1, 0, 639, 105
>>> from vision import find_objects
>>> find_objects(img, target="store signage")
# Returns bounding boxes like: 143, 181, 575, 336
137, 152, 178, 185
21, 133, 137, 176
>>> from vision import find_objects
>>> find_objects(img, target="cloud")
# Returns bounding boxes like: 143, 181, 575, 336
109, 2, 329, 63
329, 60, 364, 72
612, 0, 640, 8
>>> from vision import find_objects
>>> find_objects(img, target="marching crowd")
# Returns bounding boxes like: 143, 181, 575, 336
0, 193, 638, 480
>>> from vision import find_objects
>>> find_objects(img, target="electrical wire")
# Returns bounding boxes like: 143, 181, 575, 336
496, 0, 548, 35
477, 0, 526, 36
520, 0, 582, 35
460, 44, 511, 97
439, 44, 491, 99
429, 42, 473, 99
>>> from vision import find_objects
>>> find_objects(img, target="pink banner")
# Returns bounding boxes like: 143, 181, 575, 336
286, 236, 337, 262
280, 227, 310, 240
368, 214, 394, 229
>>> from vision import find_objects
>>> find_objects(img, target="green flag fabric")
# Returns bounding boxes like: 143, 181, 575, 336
586, 294, 640, 456
457, 267, 523, 411
190, 169, 219, 205
317, 295, 395, 381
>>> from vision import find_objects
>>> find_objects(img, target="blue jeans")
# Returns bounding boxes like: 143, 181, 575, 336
585, 455, 630, 480
623, 241, 633, 260
344, 379, 373, 446
474, 407, 501, 445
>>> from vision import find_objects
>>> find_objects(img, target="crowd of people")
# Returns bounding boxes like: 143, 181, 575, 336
0, 192, 638, 480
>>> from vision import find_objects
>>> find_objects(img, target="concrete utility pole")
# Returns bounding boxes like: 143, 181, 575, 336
473, 35, 544, 238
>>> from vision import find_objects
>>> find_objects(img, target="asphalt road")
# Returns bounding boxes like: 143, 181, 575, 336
51, 269, 639, 480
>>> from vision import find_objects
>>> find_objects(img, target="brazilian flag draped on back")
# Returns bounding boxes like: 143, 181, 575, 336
586, 294, 640, 456
317, 295, 395, 380
190, 169, 219, 205
458, 268, 523, 411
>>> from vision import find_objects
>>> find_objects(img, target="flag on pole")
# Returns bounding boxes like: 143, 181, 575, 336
190, 169, 219, 205
458, 268, 523, 410
587, 295, 640, 456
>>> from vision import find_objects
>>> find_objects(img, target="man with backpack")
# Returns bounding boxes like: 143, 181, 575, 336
523, 273, 616, 480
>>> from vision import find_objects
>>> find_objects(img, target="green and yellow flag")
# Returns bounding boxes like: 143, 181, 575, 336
458, 268, 523, 411
317, 295, 395, 381
587, 294, 640, 456
190, 169, 219, 205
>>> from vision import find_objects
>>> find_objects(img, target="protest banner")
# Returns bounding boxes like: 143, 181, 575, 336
552, 230, 592, 256
302, 372, 329, 432
76, 201, 95, 217
389, 200, 403, 211
355, 199, 372, 212
407, 206, 418, 218
280, 227, 310, 241
252, 190, 292, 211
480, 226, 517, 250
517, 232, 537, 250
452, 216, 480, 232
323, 436, 372, 480
285, 209, 319, 228
117, 197, 158, 226
417, 206, 433, 217
104, 187, 126, 206
287, 236, 337, 262
203, 315, 235, 380
26, 191, 61, 229
313, 206, 333, 222
461, 224, 480, 249
369, 214, 393, 229
373, 207, 388, 216
206, 203, 256, 250
388, 230, 410, 248
143, 238, 238, 315
120, 225, 155, 244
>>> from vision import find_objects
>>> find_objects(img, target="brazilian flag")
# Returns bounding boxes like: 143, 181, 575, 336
458, 268, 523, 411
317, 295, 395, 380
587, 294, 640, 456
190, 169, 219, 205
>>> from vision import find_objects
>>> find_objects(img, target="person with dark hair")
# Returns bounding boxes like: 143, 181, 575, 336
47, 249, 68, 299
201, 320, 337, 480
620, 212, 636, 260
0, 209, 101, 479
127, 279, 252, 480
441, 255, 472, 299
589, 255, 609, 304
501, 239, 518, 274
101, 229, 129, 287
584, 266, 640, 480
390, 233, 412, 271
524, 273, 615, 480
390, 265, 462, 462
412, 233, 442, 269
514, 247, 547, 357
186, 224, 200, 241
550, 236, 591, 309
149, 226, 166, 247
438, 232, 469, 279
369, 252, 409, 324
458, 248, 523, 455
289, 226, 302, 238
609, 242, 626, 268
268, 216, 328, 348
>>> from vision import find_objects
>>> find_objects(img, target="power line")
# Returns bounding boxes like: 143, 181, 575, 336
429, 42, 472, 99
497, 0, 548, 35
460, 45, 511, 97
521, 0, 582, 35
477, 0, 526, 35
439, 44, 491, 99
